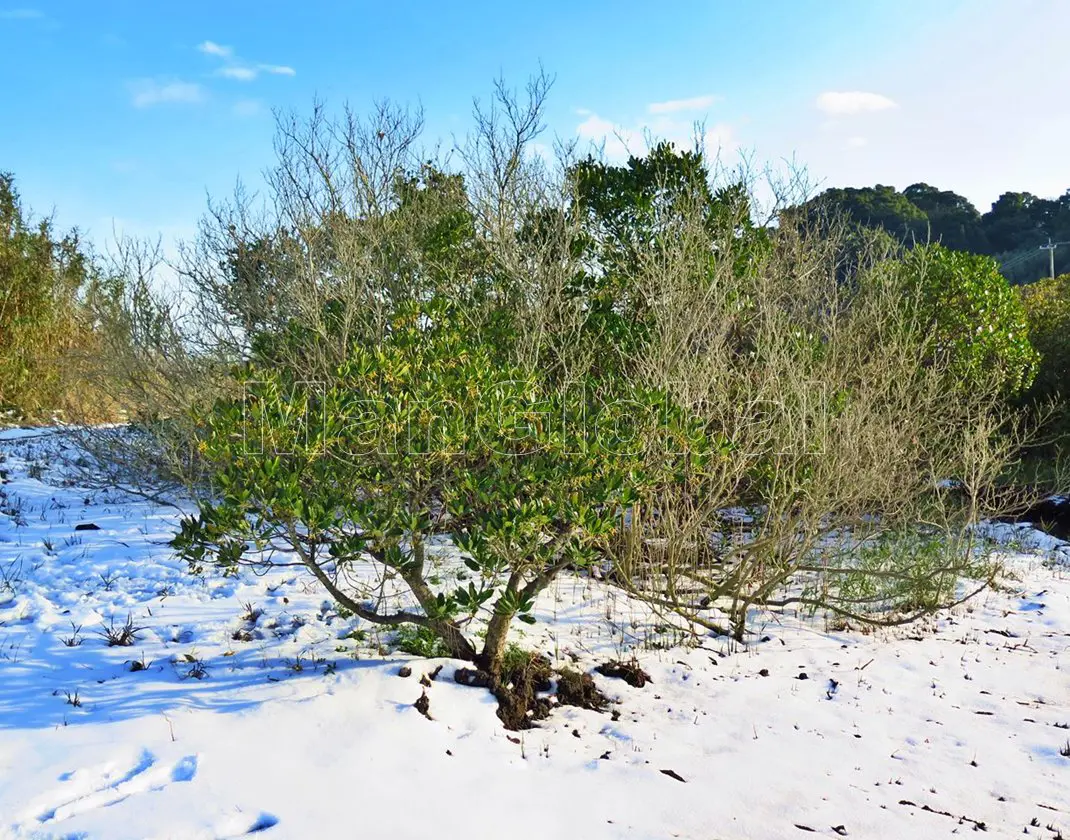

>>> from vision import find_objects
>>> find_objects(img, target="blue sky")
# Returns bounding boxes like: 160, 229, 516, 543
2, 1, 1068, 254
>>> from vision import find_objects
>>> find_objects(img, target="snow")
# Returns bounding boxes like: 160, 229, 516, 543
1, 429, 1068, 839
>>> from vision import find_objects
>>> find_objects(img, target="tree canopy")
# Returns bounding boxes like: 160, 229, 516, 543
799, 182, 1070, 282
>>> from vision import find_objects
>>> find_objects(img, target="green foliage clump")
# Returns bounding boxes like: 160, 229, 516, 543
1018, 273, 1070, 443
1019, 273, 1070, 403
831, 531, 993, 619
393, 625, 451, 658
173, 295, 703, 675
894, 243, 1038, 394
568, 142, 770, 375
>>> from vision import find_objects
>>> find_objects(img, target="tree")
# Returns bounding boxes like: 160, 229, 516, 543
164, 75, 701, 707
982, 191, 1047, 254
0, 173, 109, 419
174, 299, 693, 685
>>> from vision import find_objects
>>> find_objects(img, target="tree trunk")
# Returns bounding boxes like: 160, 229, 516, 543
476, 610, 514, 677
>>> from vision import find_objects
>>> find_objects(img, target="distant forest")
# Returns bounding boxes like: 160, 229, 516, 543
798, 184, 1070, 283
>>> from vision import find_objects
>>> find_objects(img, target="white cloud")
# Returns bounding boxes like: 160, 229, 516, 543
197, 40, 232, 58
845, 136, 868, 149
0, 8, 43, 19
647, 94, 718, 115
576, 113, 643, 159
198, 40, 296, 82
576, 110, 735, 163
217, 63, 296, 81
525, 141, 554, 164
218, 66, 257, 81
816, 91, 898, 116
259, 64, 295, 77
129, 79, 204, 108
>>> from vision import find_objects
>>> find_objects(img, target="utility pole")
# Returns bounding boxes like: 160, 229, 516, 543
1039, 238, 1070, 280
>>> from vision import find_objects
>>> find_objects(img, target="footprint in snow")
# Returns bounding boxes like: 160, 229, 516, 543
214, 808, 280, 836
16, 749, 199, 828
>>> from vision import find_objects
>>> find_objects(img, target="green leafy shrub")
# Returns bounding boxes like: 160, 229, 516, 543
828, 531, 996, 619
1019, 274, 1070, 403
893, 243, 1038, 393
173, 296, 703, 679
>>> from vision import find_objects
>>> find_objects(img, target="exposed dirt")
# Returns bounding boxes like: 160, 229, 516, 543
596, 658, 652, 688
555, 668, 610, 712
494, 652, 554, 730
455, 656, 612, 729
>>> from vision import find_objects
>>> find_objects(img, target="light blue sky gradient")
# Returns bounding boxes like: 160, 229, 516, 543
2, 1, 1067, 253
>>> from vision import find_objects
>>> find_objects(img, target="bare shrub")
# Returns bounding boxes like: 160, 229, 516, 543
603, 185, 1043, 638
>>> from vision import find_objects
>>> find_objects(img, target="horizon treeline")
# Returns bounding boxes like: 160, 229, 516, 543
798, 182, 1070, 283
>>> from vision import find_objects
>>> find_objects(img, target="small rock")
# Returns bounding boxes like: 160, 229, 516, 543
397, 665, 412, 678
74, 523, 100, 531
759, 668, 770, 677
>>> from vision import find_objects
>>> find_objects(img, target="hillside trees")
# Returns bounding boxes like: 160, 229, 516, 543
902, 183, 987, 253
803, 184, 928, 243
802, 183, 1070, 281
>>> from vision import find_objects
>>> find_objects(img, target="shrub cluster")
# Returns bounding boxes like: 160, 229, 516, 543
0, 174, 115, 421
83, 77, 1052, 682
1020, 275, 1070, 402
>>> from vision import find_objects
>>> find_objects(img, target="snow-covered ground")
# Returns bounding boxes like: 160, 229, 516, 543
1, 429, 1068, 840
